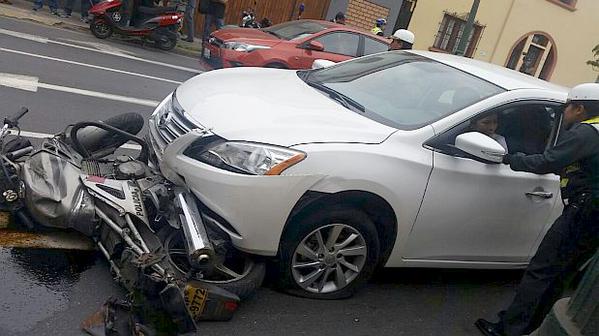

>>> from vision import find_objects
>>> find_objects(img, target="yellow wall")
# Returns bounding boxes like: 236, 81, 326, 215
408, 0, 599, 87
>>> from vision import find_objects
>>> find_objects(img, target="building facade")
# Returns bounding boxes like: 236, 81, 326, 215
407, 0, 599, 87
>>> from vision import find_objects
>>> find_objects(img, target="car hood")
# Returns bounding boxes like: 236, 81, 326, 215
176, 68, 397, 147
213, 28, 282, 46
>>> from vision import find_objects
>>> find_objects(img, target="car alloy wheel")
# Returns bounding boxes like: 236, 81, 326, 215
291, 223, 367, 294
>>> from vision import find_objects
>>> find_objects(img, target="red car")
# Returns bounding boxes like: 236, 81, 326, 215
202, 20, 390, 69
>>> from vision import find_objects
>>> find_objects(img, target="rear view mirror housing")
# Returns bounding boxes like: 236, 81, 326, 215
305, 40, 325, 52
311, 59, 336, 70
455, 132, 506, 163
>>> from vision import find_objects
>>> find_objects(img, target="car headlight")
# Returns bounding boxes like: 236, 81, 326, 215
223, 41, 271, 52
185, 140, 306, 175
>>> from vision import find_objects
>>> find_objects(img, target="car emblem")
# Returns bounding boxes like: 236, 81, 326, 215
158, 112, 172, 127
209, 37, 216, 44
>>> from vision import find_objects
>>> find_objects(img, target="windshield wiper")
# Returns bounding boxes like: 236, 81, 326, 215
305, 81, 366, 113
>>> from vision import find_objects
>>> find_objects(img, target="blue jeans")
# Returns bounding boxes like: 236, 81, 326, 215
202, 14, 224, 41
183, 0, 197, 41
33, 0, 58, 11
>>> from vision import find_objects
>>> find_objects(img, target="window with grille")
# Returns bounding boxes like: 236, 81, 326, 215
432, 13, 484, 58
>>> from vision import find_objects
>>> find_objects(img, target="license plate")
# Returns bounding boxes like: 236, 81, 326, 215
203, 48, 211, 59
184, 284, 208, 321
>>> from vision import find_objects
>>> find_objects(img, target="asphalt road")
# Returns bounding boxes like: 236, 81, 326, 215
0, 16, 524, 336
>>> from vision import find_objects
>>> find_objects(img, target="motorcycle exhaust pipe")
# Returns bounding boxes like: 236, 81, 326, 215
174, 189, 214, 268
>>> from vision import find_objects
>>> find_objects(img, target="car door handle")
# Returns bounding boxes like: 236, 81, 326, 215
526, 191, 554, 199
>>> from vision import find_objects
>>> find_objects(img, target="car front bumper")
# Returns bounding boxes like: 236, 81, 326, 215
148, 108, 323, 256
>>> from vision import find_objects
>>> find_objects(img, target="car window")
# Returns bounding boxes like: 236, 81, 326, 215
426, 102, 562, 160
363, 37, 388, 55
262, 21, 327, 40
301, 52, 504, 129
312, 33, 360, 57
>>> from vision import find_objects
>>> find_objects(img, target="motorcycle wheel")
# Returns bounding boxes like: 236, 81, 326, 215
155, 36, 177, 51
90, 18, 113, 39
163, 229, 266, 300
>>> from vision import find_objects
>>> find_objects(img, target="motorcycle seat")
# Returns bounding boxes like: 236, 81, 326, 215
138, 6, 177, 15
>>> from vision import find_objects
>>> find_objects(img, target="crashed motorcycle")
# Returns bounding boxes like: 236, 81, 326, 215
0, 108, 265, 334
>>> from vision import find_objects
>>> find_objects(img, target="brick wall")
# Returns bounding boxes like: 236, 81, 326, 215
346, 0, 390, 33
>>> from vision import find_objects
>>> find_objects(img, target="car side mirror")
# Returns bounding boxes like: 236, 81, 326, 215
454, 132, 506, 163
306, 40, 325, 51
311, 59, 336, 70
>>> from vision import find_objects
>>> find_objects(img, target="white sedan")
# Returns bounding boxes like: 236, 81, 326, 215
148, 51, 567, 299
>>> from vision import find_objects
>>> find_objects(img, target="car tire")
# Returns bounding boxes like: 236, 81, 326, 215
278, 205, 380, 299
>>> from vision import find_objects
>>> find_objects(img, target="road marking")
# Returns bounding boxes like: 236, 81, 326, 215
0, 47, 183, 84
0, 72, 160, 107
0, 28, 202, 74
9, 130, 142, 150
0, 28, 48, 43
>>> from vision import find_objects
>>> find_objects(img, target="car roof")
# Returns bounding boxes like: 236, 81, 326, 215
410, 50, 568, 93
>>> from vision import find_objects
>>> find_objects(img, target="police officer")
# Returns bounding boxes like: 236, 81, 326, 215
371, 18, 386, 36
389, 29, 415, 50
475, 83, 599, 336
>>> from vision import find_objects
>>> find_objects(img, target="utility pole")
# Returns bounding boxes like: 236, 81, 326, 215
455, 0, 480, 56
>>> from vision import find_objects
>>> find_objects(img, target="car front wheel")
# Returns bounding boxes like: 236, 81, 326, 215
279, 206, 380, 299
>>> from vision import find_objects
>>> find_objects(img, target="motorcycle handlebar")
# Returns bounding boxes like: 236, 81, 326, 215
4, 107, 29, 128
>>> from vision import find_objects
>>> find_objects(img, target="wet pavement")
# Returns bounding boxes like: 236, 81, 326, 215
0, 248, 124, 336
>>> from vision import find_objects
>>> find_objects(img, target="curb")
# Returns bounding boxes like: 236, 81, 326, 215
0, 6, 201, 58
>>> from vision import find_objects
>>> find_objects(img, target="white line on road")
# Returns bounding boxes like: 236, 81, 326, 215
0, 28, 202, 74
0, 47, 183, 84
0, 72, 160, 107
10, 130, 142, 150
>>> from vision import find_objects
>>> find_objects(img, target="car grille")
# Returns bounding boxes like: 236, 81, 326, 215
149, 106, 201, 152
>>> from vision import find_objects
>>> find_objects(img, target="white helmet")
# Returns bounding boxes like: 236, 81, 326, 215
392, 29, 415, 44
567, 83, 599, 102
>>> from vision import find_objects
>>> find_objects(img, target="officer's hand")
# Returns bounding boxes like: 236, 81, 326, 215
502, 154, 511, 164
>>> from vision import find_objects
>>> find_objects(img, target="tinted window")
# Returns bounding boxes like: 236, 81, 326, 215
301, 52, 505, 129
313, 33, 360, 57
364, 37, 388, 55
262, 21, 327, 40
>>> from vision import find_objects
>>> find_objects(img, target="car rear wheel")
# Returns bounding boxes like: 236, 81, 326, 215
278, 206, 380, 299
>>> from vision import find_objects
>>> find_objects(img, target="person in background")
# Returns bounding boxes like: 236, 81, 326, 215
32, 0, 60, 16
331, 12, 345, 25
203, 0, 227, 41
389, 29, 415, 50
182, 0, 198, 42
475, 83, 599, 336
63, 0, 96, 22
371, 18, 386, 36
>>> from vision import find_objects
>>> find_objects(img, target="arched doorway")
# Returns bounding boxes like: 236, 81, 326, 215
505, 32, 557, 80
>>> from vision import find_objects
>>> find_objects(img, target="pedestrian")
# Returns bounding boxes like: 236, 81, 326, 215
331, 11, 345, 25
202, 0, 226, 42
475, 83, 599, 336
389, 29, 414, 50
63, 0, 95, 22
182, 0, 198, 42
371, 18, 386, 36
32, 0, 60, 15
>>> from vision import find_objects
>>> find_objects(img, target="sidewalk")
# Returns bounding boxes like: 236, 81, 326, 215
0, 0, 202, 57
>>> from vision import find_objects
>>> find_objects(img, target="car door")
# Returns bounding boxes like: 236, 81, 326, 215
403, 101, 563, 263
296, 32, 360, 68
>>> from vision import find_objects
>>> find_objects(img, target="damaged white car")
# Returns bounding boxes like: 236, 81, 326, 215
148, 51, 568, 299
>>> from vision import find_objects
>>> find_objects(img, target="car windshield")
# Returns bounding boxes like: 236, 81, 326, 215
262, 21, 327, 41
299, 52, 506, 129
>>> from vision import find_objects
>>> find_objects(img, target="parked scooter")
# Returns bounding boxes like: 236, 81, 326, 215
241, 9, 271, 28
88, 0, 184, 50
0, 108, 265, 332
